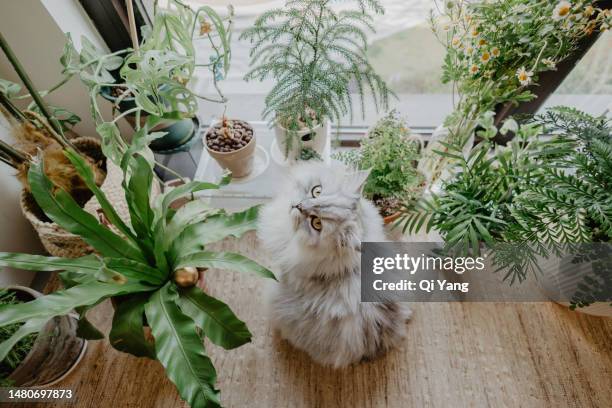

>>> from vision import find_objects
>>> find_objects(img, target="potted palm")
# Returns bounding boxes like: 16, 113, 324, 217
0, 114, 276, 407
241, 0, 392, 162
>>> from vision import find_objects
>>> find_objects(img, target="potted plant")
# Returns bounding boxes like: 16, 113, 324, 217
399, 115, 545, 254
0, 114, 276, 407
204, 116, 256, 178
0, 287, 85, 387
334, 111, 424, 223
423, 0, 610, 186
401, 107, 612, 315
0, 36, 125, 258
493, 107, 612, 316
241, 0, 392, 162
62, 0, 234, 154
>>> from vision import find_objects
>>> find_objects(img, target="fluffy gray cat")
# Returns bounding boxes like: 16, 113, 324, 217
258, 162, 411, 368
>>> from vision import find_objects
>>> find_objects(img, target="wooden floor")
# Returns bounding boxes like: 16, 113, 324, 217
33, 233, 612, 408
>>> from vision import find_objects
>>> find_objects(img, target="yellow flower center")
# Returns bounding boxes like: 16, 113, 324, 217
558, 6, 570, 17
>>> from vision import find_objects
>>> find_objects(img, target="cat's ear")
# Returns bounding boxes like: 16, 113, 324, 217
347, 168, 371, 195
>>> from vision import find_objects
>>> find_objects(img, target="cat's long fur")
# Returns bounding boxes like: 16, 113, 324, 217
258, 162, 411, 368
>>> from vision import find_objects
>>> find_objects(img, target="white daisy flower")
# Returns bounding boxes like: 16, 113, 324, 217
516, 67, 533, 86
552, 1, 572, 21
464, 44, 476, 56
542, 58, 557, 69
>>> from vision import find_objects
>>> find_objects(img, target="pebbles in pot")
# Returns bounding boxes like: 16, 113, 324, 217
206, 120, 253, 152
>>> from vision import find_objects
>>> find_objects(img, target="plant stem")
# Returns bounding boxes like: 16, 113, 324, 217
0, 139, 29, 165
0, 31, 69, 145
125, 0, 140, 50
23, 110, 73, 150
0, 92, 26, 122
154, 159, 187, 184
112, 107, 140, 124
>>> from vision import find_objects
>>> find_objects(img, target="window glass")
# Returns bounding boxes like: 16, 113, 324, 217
538, 30, 612, 116
161, 1, 610, 126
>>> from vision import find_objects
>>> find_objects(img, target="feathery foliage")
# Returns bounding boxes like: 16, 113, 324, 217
402, 107, 611, 307
334, 111, 424, 216
0, 290, 37, 386
240, 0, 392, 130
399, 118, 546, 256
497, 107, 612, 288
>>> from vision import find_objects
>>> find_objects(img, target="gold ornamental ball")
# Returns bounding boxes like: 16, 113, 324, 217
173, 266, 199, 288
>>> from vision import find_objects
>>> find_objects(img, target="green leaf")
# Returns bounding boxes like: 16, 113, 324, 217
0, 317, 47, 362
0, 280, 154, 329
175, 251, 276, 281
135, 92, 161, 115
104, 258, 166, 285
177, 286, 251, 350
75, 309, 105, 340
170, 207, 260, 262
0, 253, 101, 273
125, 153, 155, 240
145, 283, 221, 408
163, 200, 217, 237
28, 160, 145, 262
0, 78, 21, 97
155, 181, 220, 225
96, 122, 124, 165
64, 149, 137, 243
110, 293, 156, 358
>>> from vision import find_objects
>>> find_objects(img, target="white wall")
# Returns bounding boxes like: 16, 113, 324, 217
0, 0, 131, 286
0, 115, 44, 287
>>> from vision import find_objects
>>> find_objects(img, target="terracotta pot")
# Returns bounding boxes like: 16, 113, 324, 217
274, 119, 328, 162
4, 286, 86, 386
205, 120, 256, 178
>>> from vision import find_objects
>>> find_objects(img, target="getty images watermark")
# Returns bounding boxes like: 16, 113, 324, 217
360, 242, 612, 303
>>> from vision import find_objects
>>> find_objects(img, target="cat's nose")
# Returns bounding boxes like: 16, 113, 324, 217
293, 203, 304, 213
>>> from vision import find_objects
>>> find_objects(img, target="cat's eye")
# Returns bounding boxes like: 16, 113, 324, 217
311, 185, 322, 198
310, 216, 322, 231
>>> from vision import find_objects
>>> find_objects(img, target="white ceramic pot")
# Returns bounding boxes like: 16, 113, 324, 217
536, 248, 612, 317
274, 120, 329, 162
418, 125, 475, 196
4, 286, 87, 386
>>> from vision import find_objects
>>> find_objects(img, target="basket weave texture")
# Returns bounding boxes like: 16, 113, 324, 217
20, 137, 130, 258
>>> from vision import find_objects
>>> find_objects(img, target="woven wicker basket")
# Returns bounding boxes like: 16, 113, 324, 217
20, 137, 130, 258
